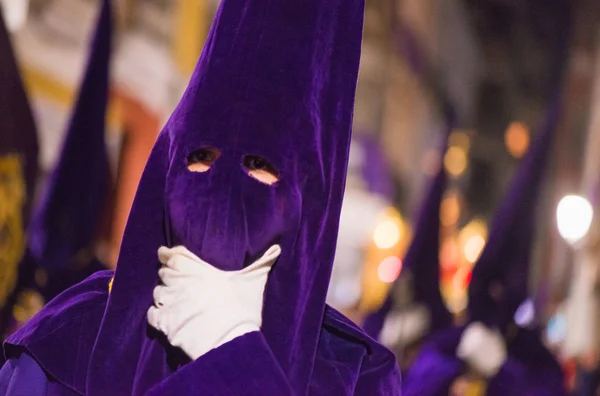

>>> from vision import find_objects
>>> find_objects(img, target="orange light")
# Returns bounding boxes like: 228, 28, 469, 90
444, 146, 468, 177
505, 122, 530, 158
449, 130, 471, 152
441, 192, 461, 226
453, 266, 472, 291
440, 238, 459, 270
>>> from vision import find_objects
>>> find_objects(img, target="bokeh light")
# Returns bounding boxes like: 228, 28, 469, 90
514, 299, 535, 327
377, 256, 403, 283
505, 121, 530, 158
441, 192, 461, 226
452, 266, 472, 291
440, 237, 460, 270
458, 218, 488, 265
444, 146, 468, 177
547, 312, 567, 345
449, 129, 471, 152
556, 195, 593, 244
373, 218, 402, 249
463, 235, 486, 264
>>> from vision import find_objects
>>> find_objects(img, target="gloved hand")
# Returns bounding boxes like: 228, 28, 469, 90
147, 244, 281, 360
456, 322, 507, 378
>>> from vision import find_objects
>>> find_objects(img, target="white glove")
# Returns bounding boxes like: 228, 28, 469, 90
147, 244, 281, 360
380, 305, 430, 348
456, 322, 507, 378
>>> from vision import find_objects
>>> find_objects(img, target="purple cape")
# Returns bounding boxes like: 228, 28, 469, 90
3, 0, 401, 394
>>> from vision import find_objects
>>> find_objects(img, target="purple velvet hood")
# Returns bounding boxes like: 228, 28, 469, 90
363, 124, 452, 340
5, 0, 402, 395
0, 5, 38, 212
26, 0, 112, 301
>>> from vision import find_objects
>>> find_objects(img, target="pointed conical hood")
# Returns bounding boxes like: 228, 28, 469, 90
27, 0, 112, 276
357, 135, 394, 199
468, 95, 562, 330
364, 121, 453, 339
87, 0, 366, 393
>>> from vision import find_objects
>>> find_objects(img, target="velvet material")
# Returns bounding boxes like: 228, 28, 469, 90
0, 352, 48, 395
363, 125, 452, 340
5, 273, 400, 395
88, 0, 369, 394
27, 0, 112, 276
0, 6, 39, 335
403, 326, 566, 396
41, 257, 107, 302
5, 0, 401, 394
5, 270, 113, 394
355, 135, 394, 200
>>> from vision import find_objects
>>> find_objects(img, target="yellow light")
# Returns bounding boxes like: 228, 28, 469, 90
458, 219, 488, 264
463, 235, 486, 264
441, 192, 461, 226
373, 219, 402, 249
505, 122, 530, 158
377, 257, 403, 283
447, 290, 468, 314
449, 130, 471, 152
444, 146, 468, 177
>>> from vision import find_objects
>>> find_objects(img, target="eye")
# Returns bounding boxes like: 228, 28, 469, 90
187, 147, 221, 173
242, 155, 280, 185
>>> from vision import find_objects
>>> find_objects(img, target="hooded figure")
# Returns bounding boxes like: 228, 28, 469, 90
25, 0, 112, 305
0, 4, 39, 337
362, 122, 452, 370
402, 96, 566, 396
1, 0, 401, 395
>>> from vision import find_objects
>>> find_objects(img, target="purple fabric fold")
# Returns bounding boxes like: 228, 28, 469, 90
355, 135, 394, 200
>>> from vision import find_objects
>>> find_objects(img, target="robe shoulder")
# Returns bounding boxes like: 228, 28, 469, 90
3, 270, 114, 394
317, 305, 401, 395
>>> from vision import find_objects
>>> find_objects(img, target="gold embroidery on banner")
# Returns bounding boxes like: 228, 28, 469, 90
108, 277, 114, 293
0, 154, 27, 308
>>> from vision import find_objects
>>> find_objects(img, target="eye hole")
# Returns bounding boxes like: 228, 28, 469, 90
242, 155, 280, 185
187, 147, 221, 173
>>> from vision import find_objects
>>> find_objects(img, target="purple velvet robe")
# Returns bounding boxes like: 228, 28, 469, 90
2, 0, 401, 394
402, 326, 565, 396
